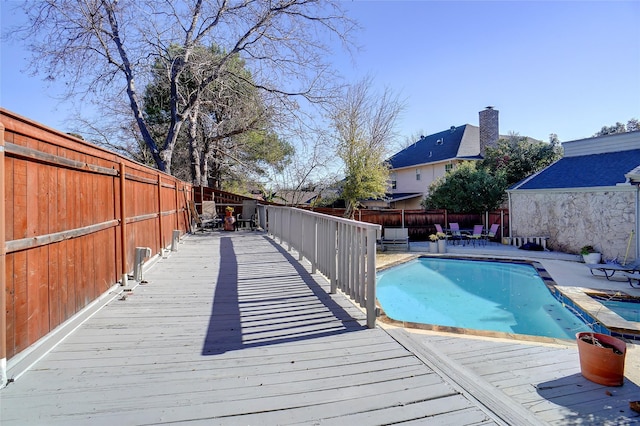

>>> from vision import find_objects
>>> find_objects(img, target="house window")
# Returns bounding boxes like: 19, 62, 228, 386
416, 168, 421, 181
391, 173, 397, 189
445, 164, 453, 173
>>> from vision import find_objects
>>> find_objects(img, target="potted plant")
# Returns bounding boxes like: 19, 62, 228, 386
223, 206, 235, 231
576, 331, 626, 386
428, 234, 438, 253
436, 232, 447, 253
581, 245, 602, 264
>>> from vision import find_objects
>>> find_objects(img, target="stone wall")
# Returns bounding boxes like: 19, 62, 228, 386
510, 189, 637, 260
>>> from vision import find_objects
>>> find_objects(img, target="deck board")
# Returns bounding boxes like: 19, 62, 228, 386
1, 233, 500, 425
401, 331, 640, 425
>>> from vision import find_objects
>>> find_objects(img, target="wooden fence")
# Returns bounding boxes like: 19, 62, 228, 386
303, 208, 510, 242
1, 109, 193, 374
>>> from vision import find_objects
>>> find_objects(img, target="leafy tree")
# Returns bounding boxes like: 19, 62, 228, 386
330, 78, 404, 219
479, 135, 562, 187
12, 0, 355, 175
593, 118, 640, 136
422, 162, 507, 213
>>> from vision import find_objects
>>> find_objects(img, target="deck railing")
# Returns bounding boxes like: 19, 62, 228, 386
267, 206, 381, 328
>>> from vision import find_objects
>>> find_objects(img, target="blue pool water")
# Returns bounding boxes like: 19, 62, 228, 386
376, 258, 591, 339
592, 296, 640, 322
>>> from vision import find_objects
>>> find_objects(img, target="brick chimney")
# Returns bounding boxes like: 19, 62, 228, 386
479, 106, 499, 156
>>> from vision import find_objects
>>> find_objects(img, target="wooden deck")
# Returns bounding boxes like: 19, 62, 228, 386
1, 232, 639, 425
391, 331, 640, 425
2, 232, 502, 425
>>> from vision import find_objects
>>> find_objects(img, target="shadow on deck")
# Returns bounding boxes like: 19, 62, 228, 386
202, 235, 365, 355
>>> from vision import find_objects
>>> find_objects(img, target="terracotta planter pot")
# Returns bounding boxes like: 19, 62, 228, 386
576, 332, 626, 386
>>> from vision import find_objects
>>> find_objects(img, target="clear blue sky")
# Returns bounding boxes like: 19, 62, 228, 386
1, 1, 639, 143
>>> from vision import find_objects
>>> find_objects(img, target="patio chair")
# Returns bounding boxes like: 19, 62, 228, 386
449, 222, 465, 245
237, 199, 258, 230
586, 259, 640, 281
200, 200, 220, 231
188, 200, 219, 232
468, 225, 485, 246
484, 223, 500, 244
434, 223, 448, 241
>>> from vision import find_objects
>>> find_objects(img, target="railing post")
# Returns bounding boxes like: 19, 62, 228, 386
311, 217, 317, 274
330, 220, 338, 294
366, 227, 377, 329
298, 212, 304, 261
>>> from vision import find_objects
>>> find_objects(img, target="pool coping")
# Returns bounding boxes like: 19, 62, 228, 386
375, 254, 640, 344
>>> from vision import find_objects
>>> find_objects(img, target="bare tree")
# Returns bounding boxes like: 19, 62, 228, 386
12, 0, 356, 174
330, 77, 404, 219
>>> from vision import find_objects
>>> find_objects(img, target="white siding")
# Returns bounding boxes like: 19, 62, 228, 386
393, 163, 447, 194
563, 131, 640, 157
457, 125, 480, 157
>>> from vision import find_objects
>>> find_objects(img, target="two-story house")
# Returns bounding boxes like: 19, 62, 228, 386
383, 107, 502, 209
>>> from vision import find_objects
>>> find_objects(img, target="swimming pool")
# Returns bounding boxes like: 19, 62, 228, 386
376, 257, 591, 340
591, 295, 640, 322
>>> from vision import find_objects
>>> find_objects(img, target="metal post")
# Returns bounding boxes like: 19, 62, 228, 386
133, 247, 152, 282
171, 230, 180, 251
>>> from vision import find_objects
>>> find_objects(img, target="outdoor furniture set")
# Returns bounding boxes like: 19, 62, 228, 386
435, 223, 500, 247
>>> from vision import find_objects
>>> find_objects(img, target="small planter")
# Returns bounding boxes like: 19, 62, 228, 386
576, 332, 626, 386
223, 210, 235, 231
429, 242, 438, 253
437, 239, 447, 254
583, 253, 602, 264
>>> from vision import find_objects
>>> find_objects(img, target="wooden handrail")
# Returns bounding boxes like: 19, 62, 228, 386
267, 206, 381, 328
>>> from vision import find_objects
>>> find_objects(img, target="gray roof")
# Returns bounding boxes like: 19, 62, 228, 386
388, 125, 479, 169
511, 149, 640, 190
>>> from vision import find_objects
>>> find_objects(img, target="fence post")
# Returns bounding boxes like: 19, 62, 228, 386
119, 162, 128, 285
157, 174, 163, 251
0, 124, 7, 387
174, 181, 179, 230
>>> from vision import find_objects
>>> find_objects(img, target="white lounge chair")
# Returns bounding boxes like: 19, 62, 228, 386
587, 260, 640, 280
